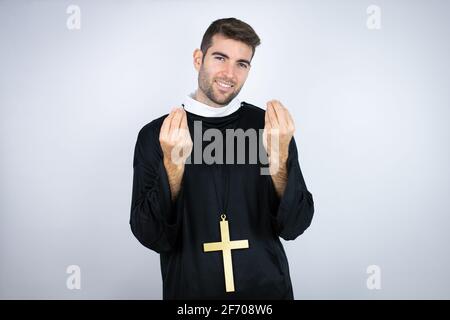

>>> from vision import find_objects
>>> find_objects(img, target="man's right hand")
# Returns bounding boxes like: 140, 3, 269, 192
159, 107, 193, 168
159, 107, 192, 201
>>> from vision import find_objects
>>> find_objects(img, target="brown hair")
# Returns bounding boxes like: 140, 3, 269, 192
200, 18, 261, 61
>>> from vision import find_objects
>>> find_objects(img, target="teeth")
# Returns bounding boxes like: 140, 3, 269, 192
216, 80, 233, 88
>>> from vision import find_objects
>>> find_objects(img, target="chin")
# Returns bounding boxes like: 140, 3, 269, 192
214, 92, 235, 104
215, 97, 233, 106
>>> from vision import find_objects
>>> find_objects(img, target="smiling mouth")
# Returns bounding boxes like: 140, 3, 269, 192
215, 80, 234, 92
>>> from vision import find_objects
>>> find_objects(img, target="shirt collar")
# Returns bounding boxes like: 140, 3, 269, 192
182, 91, 242, 117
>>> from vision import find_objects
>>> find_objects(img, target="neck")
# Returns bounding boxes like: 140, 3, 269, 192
194, 88, 226, 108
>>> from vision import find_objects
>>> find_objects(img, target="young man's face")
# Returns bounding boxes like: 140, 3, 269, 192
194, 34, 253, 107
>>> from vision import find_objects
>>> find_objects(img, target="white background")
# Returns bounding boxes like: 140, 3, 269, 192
1, 0, 449, 299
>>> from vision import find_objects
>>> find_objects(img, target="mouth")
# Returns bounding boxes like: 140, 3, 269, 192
215, 80, 234, 93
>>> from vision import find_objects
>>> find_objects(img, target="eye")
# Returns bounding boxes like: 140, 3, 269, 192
215, 56, 225, 61
238, 63, 248, 69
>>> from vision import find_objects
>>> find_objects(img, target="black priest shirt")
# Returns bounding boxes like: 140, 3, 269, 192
129, 101, 314, 300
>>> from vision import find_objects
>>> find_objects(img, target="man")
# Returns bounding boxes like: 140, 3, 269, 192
130, 17, 314, 299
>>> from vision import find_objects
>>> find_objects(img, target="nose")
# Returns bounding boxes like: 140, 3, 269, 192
223, 61, 235, 80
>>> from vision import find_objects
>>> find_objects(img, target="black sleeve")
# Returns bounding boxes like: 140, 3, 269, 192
267, 137, 315, 240
129, 123, 183, 253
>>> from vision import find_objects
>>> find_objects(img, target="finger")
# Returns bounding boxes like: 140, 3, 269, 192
276, 100, 295, 130
274, 99, 285, 108
180, 109, 189, 130
170, 108, 183, 133
267, 101, 279, 127
285, 108, 295, 131
180, 110, 191, 141
272, 100, 289, 128
160, 109, 176, 138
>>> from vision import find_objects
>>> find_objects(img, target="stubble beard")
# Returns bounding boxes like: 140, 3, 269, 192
198, 67, 242, 106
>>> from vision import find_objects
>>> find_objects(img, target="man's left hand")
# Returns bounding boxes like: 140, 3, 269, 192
263, 99, 296, 166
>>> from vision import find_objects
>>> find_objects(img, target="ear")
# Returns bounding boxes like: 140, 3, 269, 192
193, 48, 203, 72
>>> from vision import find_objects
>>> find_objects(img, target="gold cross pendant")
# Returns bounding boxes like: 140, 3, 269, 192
203, 214, 249, 292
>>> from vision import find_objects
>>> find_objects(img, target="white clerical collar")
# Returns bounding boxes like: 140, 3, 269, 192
182, 91, 242, 117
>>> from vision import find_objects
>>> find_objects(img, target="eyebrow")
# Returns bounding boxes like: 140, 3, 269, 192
211, 51, 251, 66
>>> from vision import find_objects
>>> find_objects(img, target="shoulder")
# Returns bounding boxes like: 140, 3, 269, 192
133, 113, 170, 160
240, 101, 266, 128
137, 113, 169, 141
241, 101, 265, 115
133, 114, 170, 160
